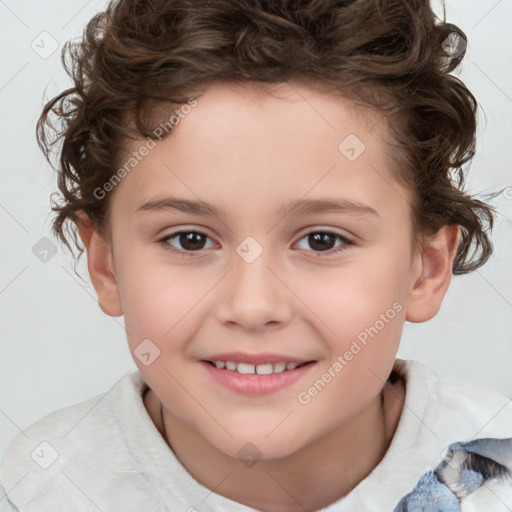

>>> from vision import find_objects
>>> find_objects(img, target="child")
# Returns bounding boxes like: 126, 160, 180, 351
1, 0, 511, 510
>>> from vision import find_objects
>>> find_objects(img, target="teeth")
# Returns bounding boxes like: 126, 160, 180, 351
273, 362, 286, 373
211, 360, 306, 374
256, 363, 273, 375
237, 362, 255, 374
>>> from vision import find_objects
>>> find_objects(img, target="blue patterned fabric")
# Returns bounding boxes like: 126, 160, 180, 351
394, 437, 512, 511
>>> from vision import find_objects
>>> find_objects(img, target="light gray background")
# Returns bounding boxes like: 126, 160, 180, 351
1, 0, 511, 457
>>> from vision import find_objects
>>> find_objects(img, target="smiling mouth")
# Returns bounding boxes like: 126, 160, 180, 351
202, 360, 314, 375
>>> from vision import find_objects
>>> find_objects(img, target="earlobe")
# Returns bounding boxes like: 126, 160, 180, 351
405, 225, 460, 323
76, 211, 123, 317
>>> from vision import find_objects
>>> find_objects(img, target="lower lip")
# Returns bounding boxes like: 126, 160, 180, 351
200, 361, 316, 395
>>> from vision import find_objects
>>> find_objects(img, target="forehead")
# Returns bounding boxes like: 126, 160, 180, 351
170, 79, 384, 143
110, 80, 408, 221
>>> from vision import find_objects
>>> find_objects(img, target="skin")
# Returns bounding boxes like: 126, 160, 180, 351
77, 80, 460, 511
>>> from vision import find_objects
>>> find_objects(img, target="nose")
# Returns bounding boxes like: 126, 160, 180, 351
215, 246, 294, 332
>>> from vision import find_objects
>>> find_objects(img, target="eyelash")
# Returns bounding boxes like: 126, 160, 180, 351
158, 229, 354, 258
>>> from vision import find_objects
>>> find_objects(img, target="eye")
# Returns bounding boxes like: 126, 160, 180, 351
158, 228, 354, 257
295, 230, 353, 256
159, 229, 216, 256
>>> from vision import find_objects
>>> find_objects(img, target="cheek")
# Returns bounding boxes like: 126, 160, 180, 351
291, 250, 408, 396
118, 254, 222, 362
298, 252, 409, 337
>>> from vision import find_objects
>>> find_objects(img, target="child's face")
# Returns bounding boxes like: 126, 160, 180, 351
100, 81, 431, 458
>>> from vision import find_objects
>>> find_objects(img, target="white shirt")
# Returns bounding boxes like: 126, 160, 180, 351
1, 359, 511, 511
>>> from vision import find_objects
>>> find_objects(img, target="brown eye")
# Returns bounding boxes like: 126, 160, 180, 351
307, 232, 337, 251
295, 230, 352, 255
160, 230, 215, 255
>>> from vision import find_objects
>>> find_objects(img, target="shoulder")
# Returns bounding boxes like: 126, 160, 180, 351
391, 360, 512, 512
397, 359, 512, 439
0, 371, 160, 511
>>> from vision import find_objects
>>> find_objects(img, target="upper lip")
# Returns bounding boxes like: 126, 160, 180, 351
202, 352, 315, 365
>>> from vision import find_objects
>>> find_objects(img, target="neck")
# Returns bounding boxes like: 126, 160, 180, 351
150, 376, 404, 511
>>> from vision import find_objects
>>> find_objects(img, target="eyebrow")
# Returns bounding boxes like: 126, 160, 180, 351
135, 196, 379, 219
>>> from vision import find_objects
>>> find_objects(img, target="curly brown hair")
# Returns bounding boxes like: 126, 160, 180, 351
36, 0, 496, 276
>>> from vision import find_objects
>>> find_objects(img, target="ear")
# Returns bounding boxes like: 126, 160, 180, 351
405, 224, 460, 323
76, 211, 123, 317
